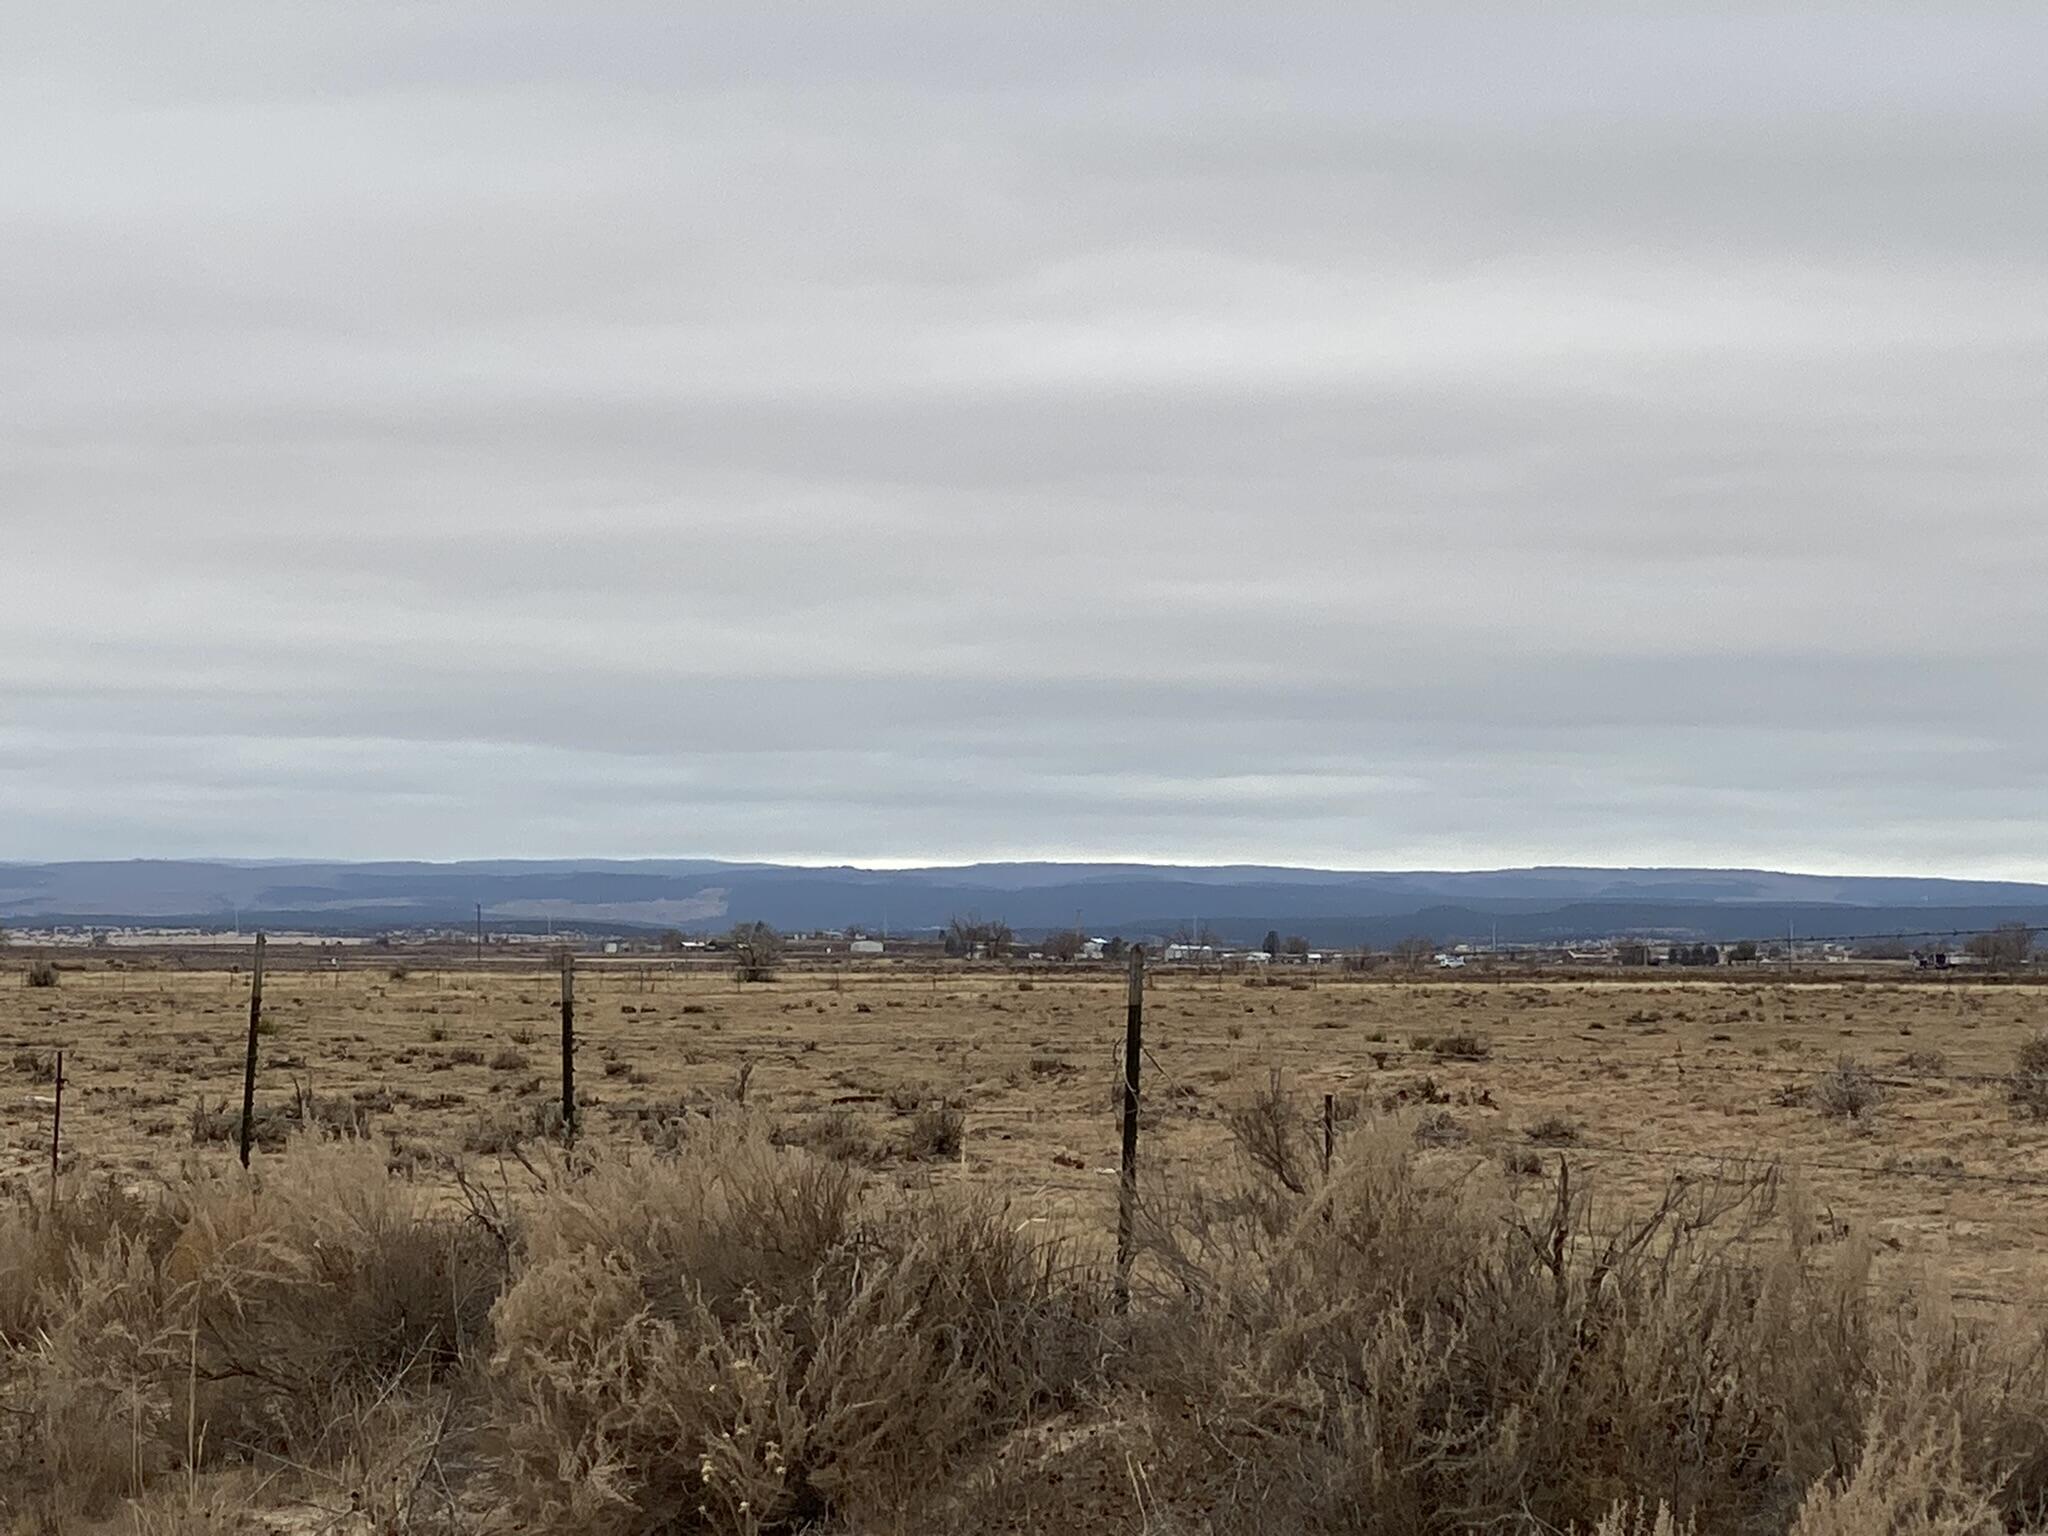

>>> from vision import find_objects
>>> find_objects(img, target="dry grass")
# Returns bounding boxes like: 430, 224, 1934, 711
8, 962, 2048, 1301
3, 1101, 2048, 1531
0, 1138, 498, 1527
7, 958, 2048, 1528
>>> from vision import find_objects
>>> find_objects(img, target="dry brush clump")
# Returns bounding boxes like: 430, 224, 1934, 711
0, 1139, 500, 1527
1222, 1069, 1315, 1193
12, 1112, 2048, 1533
903, 1101, 965, 1158
1811, 1056, 1884, 1120
483, 1123, 1102, 1533
2010, 1032, 2048, 1120
1114, 1115, 2048, 1536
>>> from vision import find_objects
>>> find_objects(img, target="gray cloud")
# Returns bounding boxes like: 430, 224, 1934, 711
4, 5, 2046, 875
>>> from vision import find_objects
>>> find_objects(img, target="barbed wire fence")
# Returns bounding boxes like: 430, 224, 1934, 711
10, 922, 2048, 1318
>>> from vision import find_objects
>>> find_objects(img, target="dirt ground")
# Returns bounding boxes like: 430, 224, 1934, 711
7, 955, 2048, 1304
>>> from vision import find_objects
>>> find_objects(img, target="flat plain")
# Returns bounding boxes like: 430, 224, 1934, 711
7, 955, 2048, 1304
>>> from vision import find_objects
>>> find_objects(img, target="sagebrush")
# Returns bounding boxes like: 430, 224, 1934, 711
7, 1115, 2048, 1534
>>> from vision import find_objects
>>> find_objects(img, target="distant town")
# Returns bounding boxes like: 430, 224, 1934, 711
6, 918, 2030, 973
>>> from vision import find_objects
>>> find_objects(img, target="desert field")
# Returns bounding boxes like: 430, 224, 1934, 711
15, 951, 2048, 1533
9, 954, 2048, 1302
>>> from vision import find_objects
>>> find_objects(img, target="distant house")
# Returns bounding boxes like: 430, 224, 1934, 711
1079, 937, 1107, 960
850, 938, 884, 955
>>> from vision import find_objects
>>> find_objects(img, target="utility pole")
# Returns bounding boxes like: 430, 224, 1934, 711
475, 903, 484, 966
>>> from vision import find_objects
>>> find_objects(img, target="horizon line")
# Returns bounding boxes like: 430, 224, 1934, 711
6, 854, 2048, 887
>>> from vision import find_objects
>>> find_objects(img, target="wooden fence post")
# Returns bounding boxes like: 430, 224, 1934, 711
50, 1049, 64, 1203
560, 949, 576, 1144
1322, 1092, 1335, 1224
237, 933, 266, 1168
1115, 944, 1145, 1313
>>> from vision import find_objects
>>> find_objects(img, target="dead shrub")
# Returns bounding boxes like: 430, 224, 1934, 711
772, 1110, 880, 1166
1424, 1029, 1492, 1062
24, 959, 58, 988
905, 1103, 965, 1159
886, 1084, 927, 1115
482, 1129, 1096, 1531
1812, 1057, 1883, 1120
1224, 1070, 1312, 1194
1121, 1129, 2048, 1536
13, 1094, 2048, 1534
0, 1140, 501, 1523
464, 1098, 565, 1154
1413, 1108, 1470, 1146
2009, 1033, 2048, 1120
187, 1080, 376, 1149
1525, 1113, 1582, 1146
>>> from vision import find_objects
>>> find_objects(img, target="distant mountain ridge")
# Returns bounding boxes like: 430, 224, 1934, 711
3, 859, 2047, 947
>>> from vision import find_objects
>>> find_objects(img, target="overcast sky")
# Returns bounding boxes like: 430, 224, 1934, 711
5, 6, 2045, 875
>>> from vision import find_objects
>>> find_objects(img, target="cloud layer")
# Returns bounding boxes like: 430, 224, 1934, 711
6, 6, 2045, 873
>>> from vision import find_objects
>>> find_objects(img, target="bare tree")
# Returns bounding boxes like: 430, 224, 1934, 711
1391, 935, 1435, 971
945, 911, 1014, 959
1967, 922, 2035, 970
1042, 929, 1086, 962
728, 921, 782, 983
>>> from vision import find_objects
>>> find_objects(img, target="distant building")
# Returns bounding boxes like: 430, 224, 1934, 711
850, 938, 884, 955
